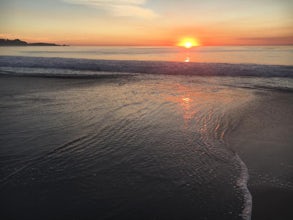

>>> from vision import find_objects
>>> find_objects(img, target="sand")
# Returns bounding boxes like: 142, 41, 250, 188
229, 91, 293, 220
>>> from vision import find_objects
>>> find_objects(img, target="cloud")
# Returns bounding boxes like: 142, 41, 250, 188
63, 0, 158, 19
237, 36, 293, 45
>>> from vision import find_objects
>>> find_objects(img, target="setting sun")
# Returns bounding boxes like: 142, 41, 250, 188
177, 38, 200, 48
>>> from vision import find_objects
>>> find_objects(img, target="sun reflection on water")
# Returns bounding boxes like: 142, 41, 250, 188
184, 57, 190, 62
162, 80, 254, 137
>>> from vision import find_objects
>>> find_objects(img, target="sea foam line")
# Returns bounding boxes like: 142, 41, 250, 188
235, 153, 252, 220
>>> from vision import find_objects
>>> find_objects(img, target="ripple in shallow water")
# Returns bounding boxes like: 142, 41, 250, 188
0, 74, 259, 219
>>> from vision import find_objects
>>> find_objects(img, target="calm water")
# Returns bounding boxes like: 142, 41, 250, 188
1, 46, 293, 65
0, 47, 293, 220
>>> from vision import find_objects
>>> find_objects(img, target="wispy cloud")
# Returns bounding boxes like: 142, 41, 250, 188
63, 0, 158, 19
237, 36, 293, 45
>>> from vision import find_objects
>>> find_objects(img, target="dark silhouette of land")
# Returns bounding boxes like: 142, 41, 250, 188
0, 38, 68, 46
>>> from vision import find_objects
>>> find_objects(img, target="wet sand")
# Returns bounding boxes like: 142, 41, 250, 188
1, 75, 292, 220
250, 186, 293, 220
229, 91, 293, 220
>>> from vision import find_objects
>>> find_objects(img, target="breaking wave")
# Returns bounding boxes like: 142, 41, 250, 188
0, 56, 292, 78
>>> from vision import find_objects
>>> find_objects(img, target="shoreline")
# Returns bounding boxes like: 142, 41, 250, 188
229, 91, 293, 220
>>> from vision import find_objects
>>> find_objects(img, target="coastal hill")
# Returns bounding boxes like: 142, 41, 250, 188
0, 38, 67, 46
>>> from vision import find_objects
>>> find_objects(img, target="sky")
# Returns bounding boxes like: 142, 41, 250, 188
0, 0, 292, 46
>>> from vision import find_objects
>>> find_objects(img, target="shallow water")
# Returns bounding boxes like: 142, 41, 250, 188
0, 74, 260, 219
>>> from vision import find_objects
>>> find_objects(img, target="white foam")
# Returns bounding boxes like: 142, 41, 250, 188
235, 154, 252, 220
0, 56, 292, 77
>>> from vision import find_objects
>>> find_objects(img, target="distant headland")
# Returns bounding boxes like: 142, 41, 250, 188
0, 39, 68, 46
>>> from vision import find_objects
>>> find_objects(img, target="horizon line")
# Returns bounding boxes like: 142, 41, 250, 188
1, 38, 293, 47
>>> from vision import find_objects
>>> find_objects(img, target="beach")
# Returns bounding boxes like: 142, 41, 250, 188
229, 91, 293, 220
0, 61, 292, 220
2, 0, 293, 218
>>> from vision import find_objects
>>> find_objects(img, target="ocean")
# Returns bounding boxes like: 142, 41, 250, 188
0, 46, 293, 220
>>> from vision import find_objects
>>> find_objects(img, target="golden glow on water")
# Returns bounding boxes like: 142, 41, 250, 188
182, 97, 191, 103
163, 80, 254, 135
184, 57, 190, 62
1, 46, 292, 66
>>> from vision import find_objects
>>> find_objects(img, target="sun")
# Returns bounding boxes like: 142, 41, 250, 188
184, 42, 193, 49
177, 37, 200, 49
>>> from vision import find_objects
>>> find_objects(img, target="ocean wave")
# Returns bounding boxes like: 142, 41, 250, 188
0, 56, 292, 78
0, 67, 134, 79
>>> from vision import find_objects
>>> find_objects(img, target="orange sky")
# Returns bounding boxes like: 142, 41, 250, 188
1, 0, 292, 46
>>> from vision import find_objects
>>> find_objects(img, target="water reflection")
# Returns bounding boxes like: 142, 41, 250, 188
0, 46, 292, 65
184, 57, 190, 62
162, 79, 254, 139
182, 97, 191, 103
165, 84, 198, 126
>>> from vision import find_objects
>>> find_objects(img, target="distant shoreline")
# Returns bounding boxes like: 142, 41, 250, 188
0, 39, 68, 46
